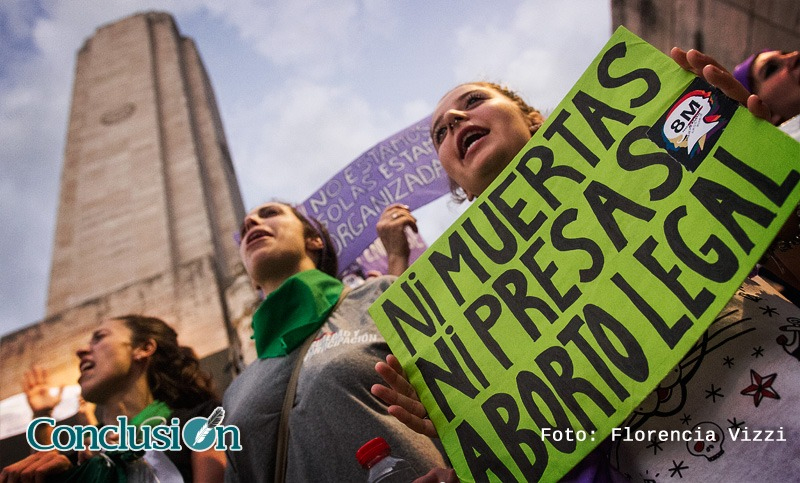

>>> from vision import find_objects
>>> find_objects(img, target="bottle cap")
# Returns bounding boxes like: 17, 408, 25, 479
356, 437, 391, 468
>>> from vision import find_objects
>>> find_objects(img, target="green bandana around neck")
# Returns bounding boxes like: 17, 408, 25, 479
59, 400, 172, 483
252, 269, 345, 358
129, 399, 172, 429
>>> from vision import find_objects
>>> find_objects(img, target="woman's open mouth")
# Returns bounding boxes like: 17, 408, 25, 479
458, 126, 489, 159
245, 228, 271, 246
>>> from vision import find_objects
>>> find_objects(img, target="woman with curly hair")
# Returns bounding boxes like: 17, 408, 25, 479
1, 315, 226, 482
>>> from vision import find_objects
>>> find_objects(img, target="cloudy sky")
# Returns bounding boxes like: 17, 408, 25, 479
0, 1, 612, 337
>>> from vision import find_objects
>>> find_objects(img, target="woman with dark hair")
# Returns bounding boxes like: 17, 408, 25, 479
1, 315, 226, 482
732, 49, 800, 125
114, 315, 218, 410
223, 201, 446, 482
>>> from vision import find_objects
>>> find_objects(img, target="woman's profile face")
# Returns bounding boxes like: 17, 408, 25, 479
431, 84, 533, 200
76, 318, 136, 404
238, 202, 310, 283
751, 50, 800, 123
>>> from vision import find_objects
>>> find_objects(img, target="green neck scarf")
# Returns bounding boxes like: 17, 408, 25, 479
252, 269, 344, 358
60, 400, 173, 483
129, 399, 172, 429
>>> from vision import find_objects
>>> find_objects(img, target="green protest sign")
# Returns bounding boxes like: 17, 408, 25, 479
368, 27, 800, 482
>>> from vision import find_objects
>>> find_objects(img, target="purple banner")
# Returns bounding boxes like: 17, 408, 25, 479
298, 116, 450, 274
342, 228, 429, 279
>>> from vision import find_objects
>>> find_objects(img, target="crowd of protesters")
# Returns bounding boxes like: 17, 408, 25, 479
2, 45, 798, 482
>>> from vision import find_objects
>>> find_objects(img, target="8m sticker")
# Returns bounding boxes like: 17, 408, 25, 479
648, 77, 738, 171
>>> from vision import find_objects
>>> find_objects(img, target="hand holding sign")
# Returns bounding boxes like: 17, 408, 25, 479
371, 354, 437, 439
669, 47, 776, 125
369, 27, 800, 482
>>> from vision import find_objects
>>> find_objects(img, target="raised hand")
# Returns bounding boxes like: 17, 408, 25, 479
22, 366, 63, 417
376, 204, 418, 276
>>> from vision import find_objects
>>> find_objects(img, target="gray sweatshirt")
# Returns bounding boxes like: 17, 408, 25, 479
223, 276, 447, 482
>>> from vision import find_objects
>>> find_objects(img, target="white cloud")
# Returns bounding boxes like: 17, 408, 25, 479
400, 99, 432, 123
451, 0, 611, 111
230, 78, 394, 208
200, 0, 372, 79
1, 0, 41, 45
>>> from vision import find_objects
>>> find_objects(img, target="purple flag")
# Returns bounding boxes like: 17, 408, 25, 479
298, 116, 450, 274
341, 228, 429, 279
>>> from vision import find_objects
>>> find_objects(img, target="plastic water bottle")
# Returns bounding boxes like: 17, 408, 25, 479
356, 437, 420, 482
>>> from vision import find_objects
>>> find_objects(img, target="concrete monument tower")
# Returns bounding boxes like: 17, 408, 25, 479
0, 11, 257, 414
48, 11, 246, 317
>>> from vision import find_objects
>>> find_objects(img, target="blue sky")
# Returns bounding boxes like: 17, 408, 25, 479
0, 1, 612, 337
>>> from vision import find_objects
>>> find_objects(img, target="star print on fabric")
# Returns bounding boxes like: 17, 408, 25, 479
669, 460, 689, 478
645, 439, 663, 455
760, 305, 778, 317
680, 414, 692, 425
741, 370, 780, 407
751, 346, 765, 358
727, 417, 745, 430
705, 384, 724, 403
723, 356, 734, 368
